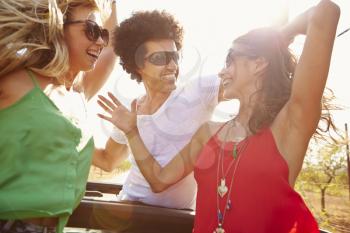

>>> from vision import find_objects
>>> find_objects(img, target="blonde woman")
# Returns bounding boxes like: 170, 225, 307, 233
0, 0, 121, 232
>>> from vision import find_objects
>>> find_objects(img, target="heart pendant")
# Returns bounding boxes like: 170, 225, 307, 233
217, 179, 228, 198
214, 224, 225, 233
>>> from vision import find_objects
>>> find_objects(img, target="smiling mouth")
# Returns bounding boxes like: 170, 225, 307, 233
87, 50, 100, 59
161, 74, 177, 81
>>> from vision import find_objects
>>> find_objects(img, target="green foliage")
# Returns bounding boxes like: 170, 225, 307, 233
296, 140, 348, 211
300, 141, 347, 187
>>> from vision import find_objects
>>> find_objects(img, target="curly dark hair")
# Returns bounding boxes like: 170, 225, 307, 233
113, 10, 184, 83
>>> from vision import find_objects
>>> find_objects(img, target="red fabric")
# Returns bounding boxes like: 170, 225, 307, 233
193, 128, 319, 233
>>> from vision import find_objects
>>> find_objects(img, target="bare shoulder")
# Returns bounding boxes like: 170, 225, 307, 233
0, 70, 34, 110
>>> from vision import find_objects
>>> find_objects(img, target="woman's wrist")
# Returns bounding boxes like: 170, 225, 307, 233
279, 25, 295, 46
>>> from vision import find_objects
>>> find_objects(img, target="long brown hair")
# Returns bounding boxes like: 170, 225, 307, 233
234, 27, 336, 139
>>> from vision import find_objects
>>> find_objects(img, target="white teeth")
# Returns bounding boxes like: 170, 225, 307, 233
87, 50, 99, 58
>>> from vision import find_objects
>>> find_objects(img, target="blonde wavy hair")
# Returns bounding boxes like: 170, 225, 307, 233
0, 0, 103, 80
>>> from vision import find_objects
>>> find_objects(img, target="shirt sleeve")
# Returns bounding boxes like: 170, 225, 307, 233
110, 126, 128, 144
187, 74, 220, 108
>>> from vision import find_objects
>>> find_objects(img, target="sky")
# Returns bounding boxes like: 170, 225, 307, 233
90, 0, 350, 145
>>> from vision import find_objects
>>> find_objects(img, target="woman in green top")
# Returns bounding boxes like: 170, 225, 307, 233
0, 0, 128, 232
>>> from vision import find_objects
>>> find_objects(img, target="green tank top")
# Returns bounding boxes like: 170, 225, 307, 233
0, 71, 94, 233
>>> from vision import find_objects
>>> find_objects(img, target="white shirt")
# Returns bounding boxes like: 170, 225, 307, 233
112, 75, 220, 209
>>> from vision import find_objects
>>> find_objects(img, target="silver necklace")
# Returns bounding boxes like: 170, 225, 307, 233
215, 120, 249, 233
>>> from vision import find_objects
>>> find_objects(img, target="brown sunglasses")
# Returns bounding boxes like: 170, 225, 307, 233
64, 20, 109, 47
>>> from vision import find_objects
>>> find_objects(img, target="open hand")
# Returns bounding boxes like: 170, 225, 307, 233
97, 92, 137, 135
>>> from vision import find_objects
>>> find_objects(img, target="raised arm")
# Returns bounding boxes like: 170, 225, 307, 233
83, 1, 118, 100
273, 0, 340, 183
292, 0, 339, 115
97, 93, 210, 192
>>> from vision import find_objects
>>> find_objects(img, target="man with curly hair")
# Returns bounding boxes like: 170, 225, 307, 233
95, 10, 222, 209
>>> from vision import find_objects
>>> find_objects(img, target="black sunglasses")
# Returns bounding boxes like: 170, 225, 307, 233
144, 51, 180, 66
64, 20, 109, 47
225, 49, 258, 68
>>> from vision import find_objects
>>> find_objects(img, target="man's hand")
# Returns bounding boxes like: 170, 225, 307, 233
97, 92, 137, 135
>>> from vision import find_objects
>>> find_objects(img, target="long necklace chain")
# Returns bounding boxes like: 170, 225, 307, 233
217, 120, 248, 198
220, 121, 248, 179
215, 120, 250, 233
